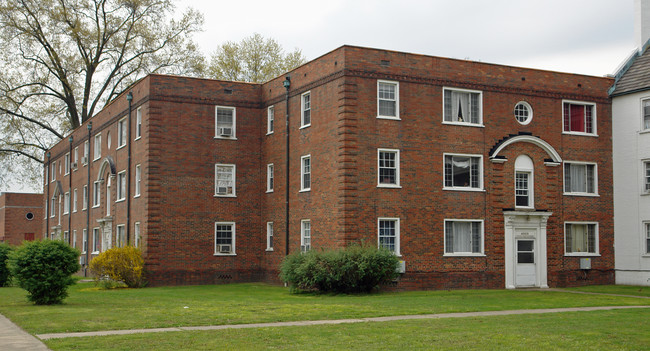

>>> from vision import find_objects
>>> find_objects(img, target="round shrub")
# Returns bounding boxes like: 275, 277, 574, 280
280, 244, 399, 293
8, 240, 80, 304
0, 243, 13, 287
89, 246, 145, 288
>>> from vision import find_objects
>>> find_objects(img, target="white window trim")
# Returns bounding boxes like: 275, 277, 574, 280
73, 188, 78, 213
563, 161, 599, 196
642, 160, 650, 195
214, 106, 237, 140
82, 228, 87, 254
377, 148, 401, 188
117, 117, 127, 149
64, 153, 71, 175
301, 219, 311, 252
92, 227, 101, 254
443, 219, 486, 257
643, 221, 650, 257
266, 163, 274, 193
442, 87, 484, 127
51, 162, 56, 182
514, 101, 533, 125
300, 91, 311, 129
73, 147, 79, 171
377, 217, 401, 256
514, 156, 534, 210
443, 153, 485, 191
266, 221, 274, 251
214, 222, 236, 256
214, 164, 236, 197
267, 105, 274, 135
134, 222, 141, 248
300, 155, 311, 192
561, 100, 598, 137
116, 170, 127, 202
564, 221, 600, 256
93, 133, 102, 161
82, 185, 88, 211
377, 80, 400, 120
83, 141, 89, 165
92, 181, 101, 208
63, 192, 70, 215
135, 107, 142, 140
134, 164, 141, 198
116, 224, 126, 248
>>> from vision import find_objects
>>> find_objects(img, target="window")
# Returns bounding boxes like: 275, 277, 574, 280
215, 164, 236, 196
377, 149, 400, 187
93, 133, 101, 160
50, 197, 55, 217
74, 147, 79, 168
563, 101, 596, 135
214, 222, 235, 255
73, 188, 78, 212
301, 220, 311, 252
82, 229, 88, 253
444, 220, 484, 255
443, 88, 482, 125
514, 101, 532, 125
564, 162, 597, 195
301, 91, 311, 128
378, 218, 400, 255
136, 107, 142, 139
267, 164, 274, 192
644, 161, 650, 193
266, 222, 274, 251
93, 181, 101, 207
565, 222, 598, 255
63, 231, 69, 244
645, 222, 650, 255
82, 185, 88, 210
83, 140, 89, 165
117, 117, 127, 148
444, 154, 483, 190
63, 192, 70, 214
107, 131, 111, 150
300, 155, 311, 191
135, 164, 141, 197
515, 155, 534, 208
267, 105, 274, 134
117, 171, 126, 201
377, 80, 399, 119
92, 227, 101, 253
51, 162, 56, 181
134, 222, 141, 248
64, 153, 70, 175
73, 230, 77, 249
215, 106, 236, 138
116, 225, 126, 248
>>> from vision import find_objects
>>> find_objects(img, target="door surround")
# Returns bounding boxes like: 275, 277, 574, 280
503, 211, 552, 289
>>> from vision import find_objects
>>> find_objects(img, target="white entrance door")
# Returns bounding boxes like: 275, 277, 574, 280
515, 238, 536, 287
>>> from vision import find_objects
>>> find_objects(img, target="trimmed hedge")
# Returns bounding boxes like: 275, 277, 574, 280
8, 240, 80, 304
89, 246, 145, 288
280, 244, 399, 293
0, 243, 12, 287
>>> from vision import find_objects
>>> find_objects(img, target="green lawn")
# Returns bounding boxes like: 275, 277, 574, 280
1, 282, 649, 335
44, 309, 650, 350
565, 284, 650, 297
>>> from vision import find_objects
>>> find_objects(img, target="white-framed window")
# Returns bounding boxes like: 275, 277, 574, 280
443, 87, 482, 125
63, 231, 69, 244
51, 162, 56, 181
107, 131, 111, 150
135, 164, 141, 197
267, 105, 274, 134
645, 222, 650, 255
301, 219, 311, 252
214, 222, 235, 255
215, 106, 236, 139
377, 80, 399, 119
93, 181, 101, 207
82, 185, 88, 210
565, 222, 598, 255
73, 230, 77, 249
301, 91, 311, 128
92, 227, 101, 253
300, 155, 311, 191
117, 117, 127, 148
644, 161, 650, 193
116, 171, 126, 201
45, 166, 48, 187
116, 224, 126, 248
564, 161, 597, 195
93, 133, 101, 160
444, 219, 484, 256
64, 153, 70, 175
378, 218, 400, 255
266, 222, 274, 251
134, 222, 141, 248
515, 155, 534, 209
63, 192, 70, 214
267, 163, 274, 192
50, 197, 55, 217
562, 100, 596, 135
73, 188, 78, 212
377, 149, 400, 187
135, 107, 142, 140
514, 101, 533, 125
73, 147, 79, 169
444, 153, 483, 190
83, 140, 89, 165
215, 164, 236, 196
82, 229, 88, 253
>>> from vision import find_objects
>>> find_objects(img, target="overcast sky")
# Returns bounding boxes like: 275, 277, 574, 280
182, 0, 636, 77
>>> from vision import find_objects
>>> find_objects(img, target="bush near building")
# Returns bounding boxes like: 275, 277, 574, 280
0, 243, 12, 287
89, 246, 145, 288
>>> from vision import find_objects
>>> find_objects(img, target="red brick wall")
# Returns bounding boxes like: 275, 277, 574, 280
1, 193, 43, 246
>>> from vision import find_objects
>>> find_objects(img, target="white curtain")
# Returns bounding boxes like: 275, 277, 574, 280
453, 222, 471, 252
451, 92, 470, 122
570, 164, 586, 193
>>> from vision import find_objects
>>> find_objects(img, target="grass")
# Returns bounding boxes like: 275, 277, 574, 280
44, 308, 650, 350
565, 284, 650, 297
1, 282, 649, 335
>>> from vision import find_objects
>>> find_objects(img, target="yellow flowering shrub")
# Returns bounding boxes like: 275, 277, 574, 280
89, 246, 145, 288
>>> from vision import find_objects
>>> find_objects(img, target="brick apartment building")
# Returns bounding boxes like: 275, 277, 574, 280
43, 45, 614, 289
0, 192, 43, 246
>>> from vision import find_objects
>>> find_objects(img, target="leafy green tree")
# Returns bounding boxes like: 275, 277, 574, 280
208, 33, 306, 83
0, 0, 205, 189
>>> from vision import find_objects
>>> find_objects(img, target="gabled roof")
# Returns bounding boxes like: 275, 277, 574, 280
610, 40, 650, 97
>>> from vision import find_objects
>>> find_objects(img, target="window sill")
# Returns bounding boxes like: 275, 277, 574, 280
442, 121, 484, 128
377, 184, 402, 188
134, 195, 141, 199
117, 144, 126, 150
214, 253, 237, 256
563, 192, 599, 197
266, 190, 274, 193
266, 248, 274, 252
266, 131, 274, 136
214, 194, 237, 198
562, 131, 598, 137
299, 189, 311, 193
134, 136, 142, 141
65, 172, 70, 176
115, 199, 125, 203
299, 124, 311, 130
564, 253, 601, 257
640, 192, 650, 196
443, 253, 486, 257
92, 205, 100, 209
82, 208, 87, 211
376, 115, 401, 120
91, 251, 99, 255
214, 136, 238, 140
93, 157, 101, 162
443, 187, 485, 192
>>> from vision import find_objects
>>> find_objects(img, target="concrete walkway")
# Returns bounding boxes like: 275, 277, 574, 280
34, 305, 650, 340
0, 313, 50, 350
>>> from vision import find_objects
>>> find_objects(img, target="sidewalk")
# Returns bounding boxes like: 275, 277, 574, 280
0, 313, 50, 351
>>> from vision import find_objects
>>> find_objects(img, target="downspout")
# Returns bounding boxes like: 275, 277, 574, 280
283, 76, 291, 256
45, 152, 50, 238
85, 122, 92, 276
126, 91, 133, 244
68, 135, 73, 245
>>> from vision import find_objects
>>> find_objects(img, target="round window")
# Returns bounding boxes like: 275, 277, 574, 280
25, 212, 34, 221
514, 101, 533, 125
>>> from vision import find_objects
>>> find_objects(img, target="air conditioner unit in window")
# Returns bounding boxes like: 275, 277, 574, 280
71, 162, 78, 169
81, 156, 88, 164
79, 255, 86, 265
218, 244, 231, 253
300, 244, 310, 253
219, 127, 233, 137
216, 187, 232, 195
